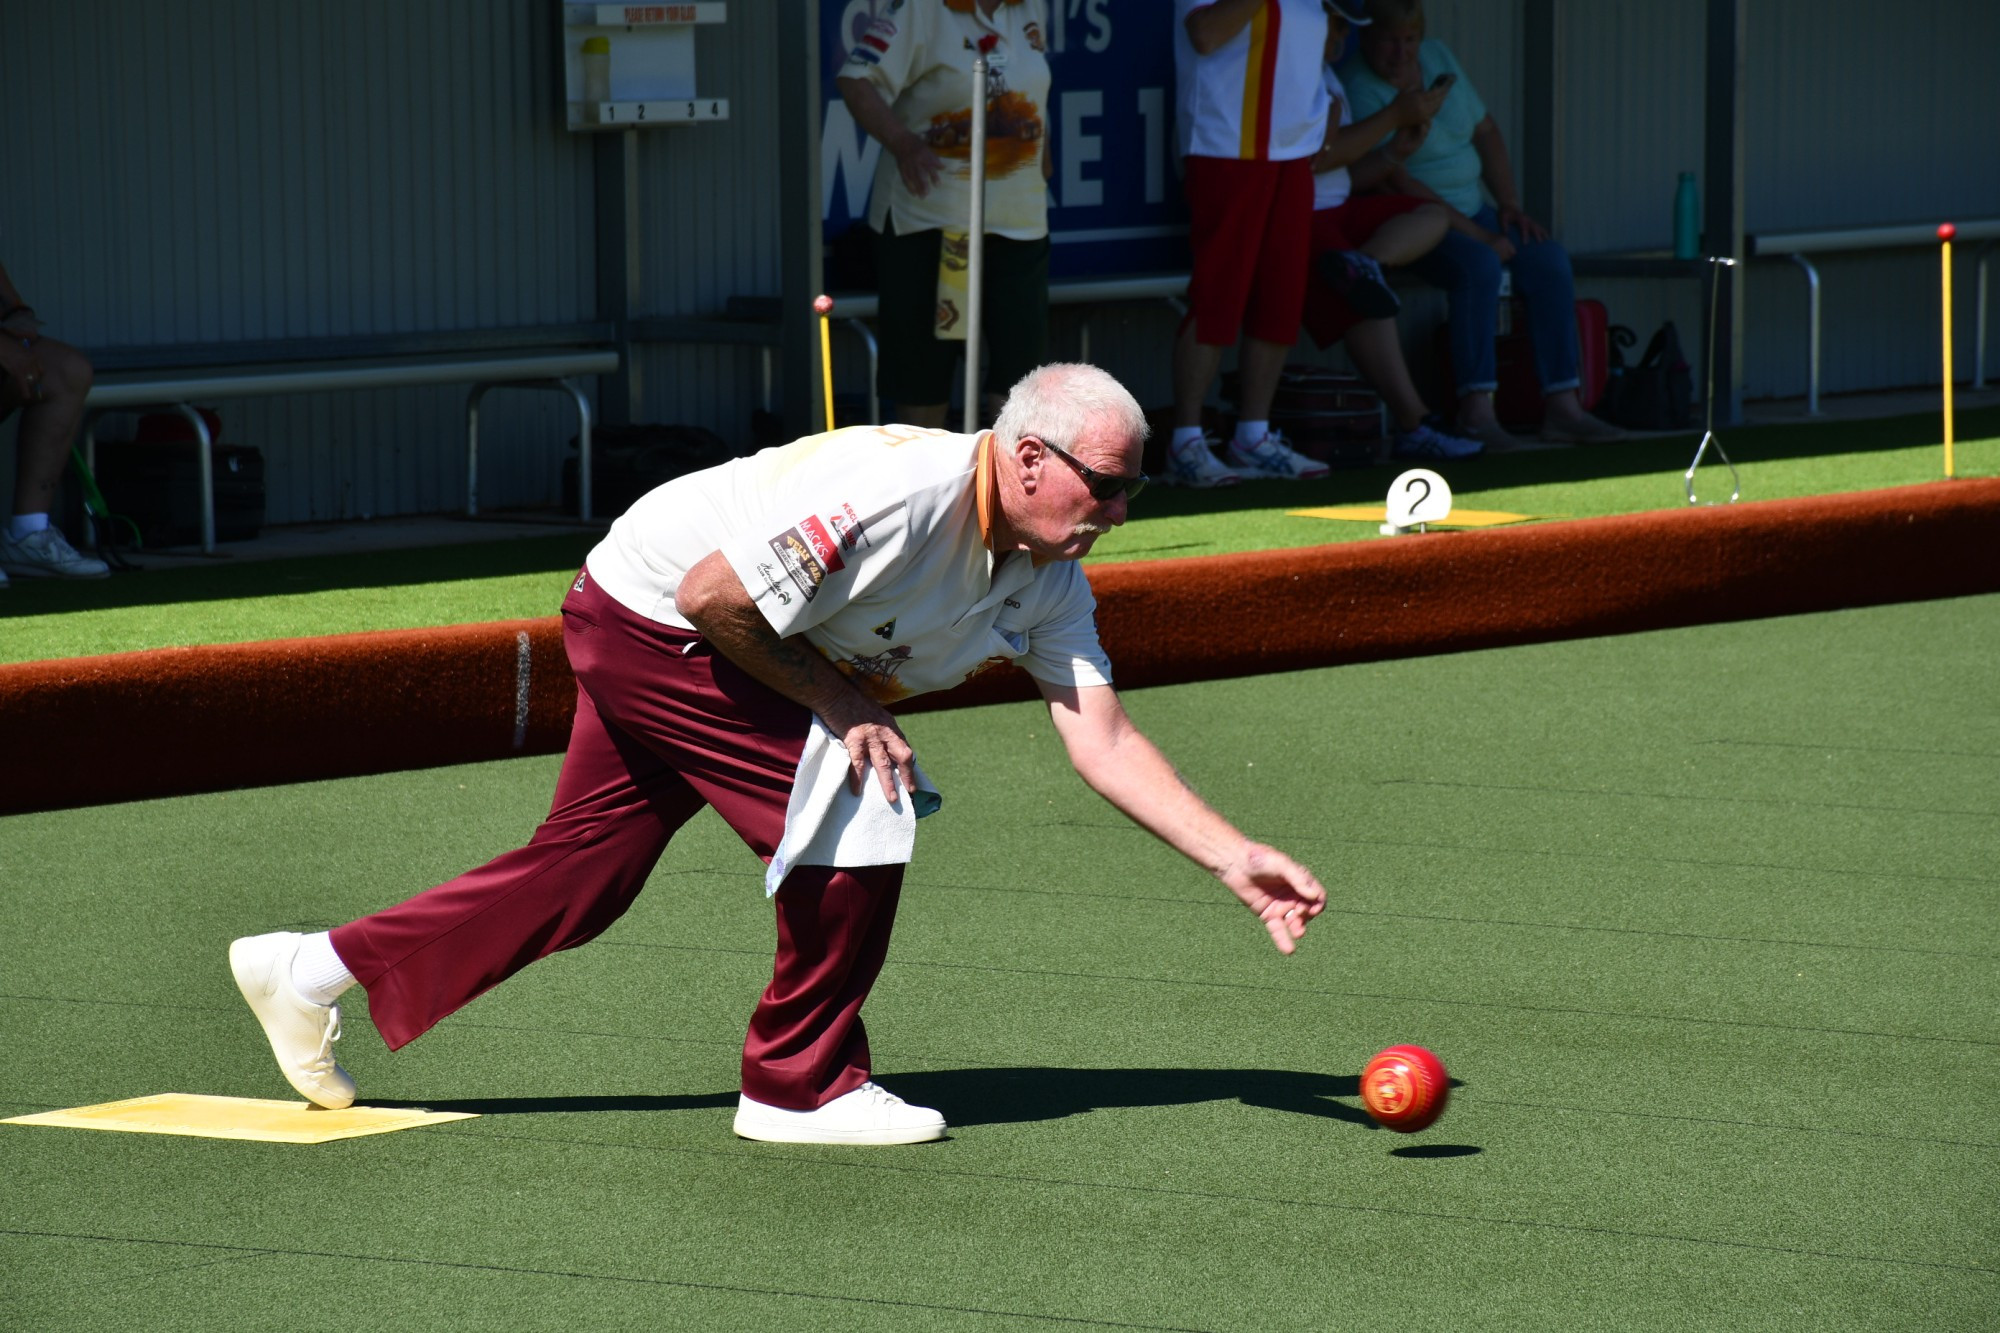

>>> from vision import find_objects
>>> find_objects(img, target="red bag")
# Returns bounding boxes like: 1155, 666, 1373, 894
1436, 298, 1609, 429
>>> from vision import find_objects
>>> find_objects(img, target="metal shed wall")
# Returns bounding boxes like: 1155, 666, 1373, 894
6, 0, 602, 524
1532, 0, 1997, 401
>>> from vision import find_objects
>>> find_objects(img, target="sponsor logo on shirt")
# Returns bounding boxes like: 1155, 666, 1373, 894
828, 501, 868, 551
861, 31, 890, 53
1003, 597, 1020, 609
769, 515, 843, 602
849, 45, 881, 64
842, 645, 913, 700
572, 569, 588, 593
799, 515, 845, 573
1023, 20, 1043, 52
872, 618, 897, 640
866, 17, 897, 39
754, 560, 793, 606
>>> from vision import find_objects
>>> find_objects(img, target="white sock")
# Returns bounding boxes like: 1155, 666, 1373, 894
291, 931, 357, 1007
7, 512, 50, 539
1233, 420, 1269, 449
1171, 426, 1206, 453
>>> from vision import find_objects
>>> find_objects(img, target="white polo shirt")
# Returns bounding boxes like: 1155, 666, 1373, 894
585, 425, 1113, 704
839, 0, 1052, 241
1174, 0, 1330, 162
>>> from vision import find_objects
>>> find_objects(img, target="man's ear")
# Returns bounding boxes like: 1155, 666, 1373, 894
1013, 434, 1044, 491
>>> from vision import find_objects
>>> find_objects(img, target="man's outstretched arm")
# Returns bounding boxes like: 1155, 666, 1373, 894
1038, 679, 1327, 953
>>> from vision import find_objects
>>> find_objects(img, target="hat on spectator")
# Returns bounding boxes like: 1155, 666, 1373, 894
1323, 0, 1373, 22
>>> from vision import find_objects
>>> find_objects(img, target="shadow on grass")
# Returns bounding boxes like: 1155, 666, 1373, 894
0, 529, 598, 620
374, 1066, 1473, 1133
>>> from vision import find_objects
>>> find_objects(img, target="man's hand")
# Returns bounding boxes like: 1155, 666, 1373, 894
818, 692, 919, 802
1217, 842, 1328, 955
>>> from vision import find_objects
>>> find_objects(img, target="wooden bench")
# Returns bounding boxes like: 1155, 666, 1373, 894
82, 334, 620, 552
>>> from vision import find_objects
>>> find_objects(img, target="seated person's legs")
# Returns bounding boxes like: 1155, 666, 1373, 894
1302, 198, 1477, 459
1407, 226, 1511, 443
1360, 202, 1450, 267
1, 335, 107, 580
1488, 211, 1626, 442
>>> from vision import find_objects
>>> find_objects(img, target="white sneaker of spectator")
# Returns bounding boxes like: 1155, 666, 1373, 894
1227, 429, 1330, 481
1391, 419, 1484, 460
0, 525, 111, 579
1159, 434, 1242, 488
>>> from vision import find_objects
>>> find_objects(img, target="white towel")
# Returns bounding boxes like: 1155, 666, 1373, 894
765, 717, 942, 896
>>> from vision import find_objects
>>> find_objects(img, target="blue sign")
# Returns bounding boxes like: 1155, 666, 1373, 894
819, 1, 1188, 279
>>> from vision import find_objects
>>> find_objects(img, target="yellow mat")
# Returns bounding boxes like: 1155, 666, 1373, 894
3, 1094, 476, 1144
1289, 505, 1546, 528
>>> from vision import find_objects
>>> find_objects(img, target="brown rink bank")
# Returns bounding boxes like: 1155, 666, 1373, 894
4, 477, 1997, 816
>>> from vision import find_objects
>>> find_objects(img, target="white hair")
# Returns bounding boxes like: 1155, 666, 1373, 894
992, 363, 1150, 453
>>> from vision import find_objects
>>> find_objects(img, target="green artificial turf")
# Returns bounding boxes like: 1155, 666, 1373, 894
4, 594, 1996, 1328
1, 407, 1994, 666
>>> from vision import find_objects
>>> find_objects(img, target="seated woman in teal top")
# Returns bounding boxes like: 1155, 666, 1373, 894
1340, 0, 1625, 447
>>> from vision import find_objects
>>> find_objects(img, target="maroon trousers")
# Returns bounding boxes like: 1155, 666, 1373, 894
329, 571, 904, 1110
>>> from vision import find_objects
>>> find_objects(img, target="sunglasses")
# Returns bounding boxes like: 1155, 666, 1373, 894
1039, 440, 1148, 502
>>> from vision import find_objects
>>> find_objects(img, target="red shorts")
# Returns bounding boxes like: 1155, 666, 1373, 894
1301, 193, 1429, 349
1183, 155, 1315, 346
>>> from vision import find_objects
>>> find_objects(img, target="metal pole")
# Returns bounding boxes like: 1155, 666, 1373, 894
1788, 254, 1821, 415
778, 2, 825, 439
1977, 244, 1991, 392
1703, 0, 1745, 425
964, 54, 987, 433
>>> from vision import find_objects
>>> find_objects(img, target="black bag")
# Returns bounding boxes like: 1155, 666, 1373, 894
1602, 321, 1694, 430
94, 410, 266, 547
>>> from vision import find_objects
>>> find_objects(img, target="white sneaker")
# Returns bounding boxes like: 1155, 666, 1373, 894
1227, 429, 1330, 481
733, 1081, 946, 1145
0, 526, 110, 579
1158, 436, 1241, 488
229, 931, 357, 1109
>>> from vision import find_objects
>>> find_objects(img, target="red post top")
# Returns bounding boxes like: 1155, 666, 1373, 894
1938, 223, 1958, 242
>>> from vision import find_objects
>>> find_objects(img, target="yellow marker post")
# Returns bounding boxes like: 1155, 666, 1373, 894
813, 293, 836, 431
1939, 223, 1956, 477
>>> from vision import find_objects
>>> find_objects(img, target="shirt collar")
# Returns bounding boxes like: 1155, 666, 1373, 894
974, 429, 997, 549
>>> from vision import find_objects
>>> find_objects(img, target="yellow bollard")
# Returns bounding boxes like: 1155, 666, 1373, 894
813, 294, 836, 432
1939, 223, 1956, 478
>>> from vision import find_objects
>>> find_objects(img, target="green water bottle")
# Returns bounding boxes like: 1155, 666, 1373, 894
1673, 172, 1700, 259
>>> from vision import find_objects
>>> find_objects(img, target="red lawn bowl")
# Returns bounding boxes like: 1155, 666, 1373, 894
1360, 1044, 1450, 1133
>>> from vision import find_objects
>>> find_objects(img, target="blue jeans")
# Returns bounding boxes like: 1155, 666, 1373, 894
1410, 204, 1579, 397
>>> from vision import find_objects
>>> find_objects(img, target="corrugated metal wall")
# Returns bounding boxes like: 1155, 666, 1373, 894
1555, 0, 1999, 400
629, 12, 785, 437
8, 0, 601, 523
